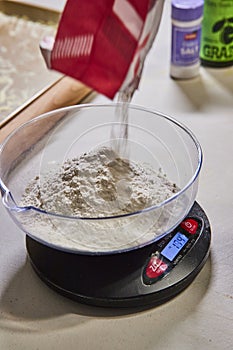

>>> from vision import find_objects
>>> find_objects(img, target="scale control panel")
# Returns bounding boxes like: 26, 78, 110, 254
143, 216, 203, 285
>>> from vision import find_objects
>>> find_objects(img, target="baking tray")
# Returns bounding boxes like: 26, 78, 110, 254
0, 0, 62, 126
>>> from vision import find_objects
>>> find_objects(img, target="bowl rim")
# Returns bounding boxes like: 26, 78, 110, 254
0, 102, 203, 221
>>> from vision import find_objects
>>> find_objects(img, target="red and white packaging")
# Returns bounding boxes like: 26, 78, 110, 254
40, 0, 164, 99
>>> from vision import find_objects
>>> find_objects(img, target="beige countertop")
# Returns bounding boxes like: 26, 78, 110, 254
0, 1, 233, 349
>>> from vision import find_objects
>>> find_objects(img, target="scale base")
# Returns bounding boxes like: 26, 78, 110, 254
26, 202, 211, 308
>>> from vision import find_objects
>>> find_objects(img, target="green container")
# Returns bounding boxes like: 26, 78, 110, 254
200, 0, 233, 67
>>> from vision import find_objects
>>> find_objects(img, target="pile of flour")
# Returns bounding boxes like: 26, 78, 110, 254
20, 146, 179, 252
22, 146, 177, 216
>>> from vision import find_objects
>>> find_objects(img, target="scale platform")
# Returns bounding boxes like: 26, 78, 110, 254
26, 202, 211, 308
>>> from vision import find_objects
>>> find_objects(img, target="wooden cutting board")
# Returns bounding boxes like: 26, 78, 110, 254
0, 76, 93, 144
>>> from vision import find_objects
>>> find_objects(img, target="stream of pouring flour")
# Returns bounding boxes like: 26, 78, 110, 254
110, 89, 133, 159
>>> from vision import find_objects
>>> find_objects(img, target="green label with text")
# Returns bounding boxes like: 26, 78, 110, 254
200, 0, 233, 64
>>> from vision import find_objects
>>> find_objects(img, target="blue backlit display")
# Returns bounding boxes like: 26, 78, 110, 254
161, 232, 188, 261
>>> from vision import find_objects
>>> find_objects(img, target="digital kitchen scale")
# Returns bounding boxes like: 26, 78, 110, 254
26, 201, 211, 308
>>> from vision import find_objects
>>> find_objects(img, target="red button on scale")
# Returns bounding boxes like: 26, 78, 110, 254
146, 256, 168, 279
181, 218, 198, 235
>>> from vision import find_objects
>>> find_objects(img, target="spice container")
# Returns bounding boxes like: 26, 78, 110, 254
170, 0, 204, 79
200, 0, 233, 67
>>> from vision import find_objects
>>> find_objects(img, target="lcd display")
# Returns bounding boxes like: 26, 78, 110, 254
161, 232, 188, 261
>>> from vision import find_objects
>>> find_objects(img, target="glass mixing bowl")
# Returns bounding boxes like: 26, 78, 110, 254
0, 103, 202, 254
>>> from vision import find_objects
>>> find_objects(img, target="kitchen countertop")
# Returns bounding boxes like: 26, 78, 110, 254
0, 1, 233, 349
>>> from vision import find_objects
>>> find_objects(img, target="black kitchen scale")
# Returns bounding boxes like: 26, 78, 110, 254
26, 201, 211, 308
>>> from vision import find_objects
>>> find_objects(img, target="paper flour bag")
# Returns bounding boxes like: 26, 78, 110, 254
40, 0, 164, 99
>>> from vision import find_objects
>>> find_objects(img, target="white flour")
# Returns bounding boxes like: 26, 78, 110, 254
21, 146, 179, 252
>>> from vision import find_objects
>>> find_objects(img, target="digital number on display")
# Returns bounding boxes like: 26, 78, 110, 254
161, 232, 188, 262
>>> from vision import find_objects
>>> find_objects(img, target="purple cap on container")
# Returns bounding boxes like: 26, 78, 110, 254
172, 0, 204, 22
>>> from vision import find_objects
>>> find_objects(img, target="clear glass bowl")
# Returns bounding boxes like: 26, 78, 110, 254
0, 103, 202, 254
